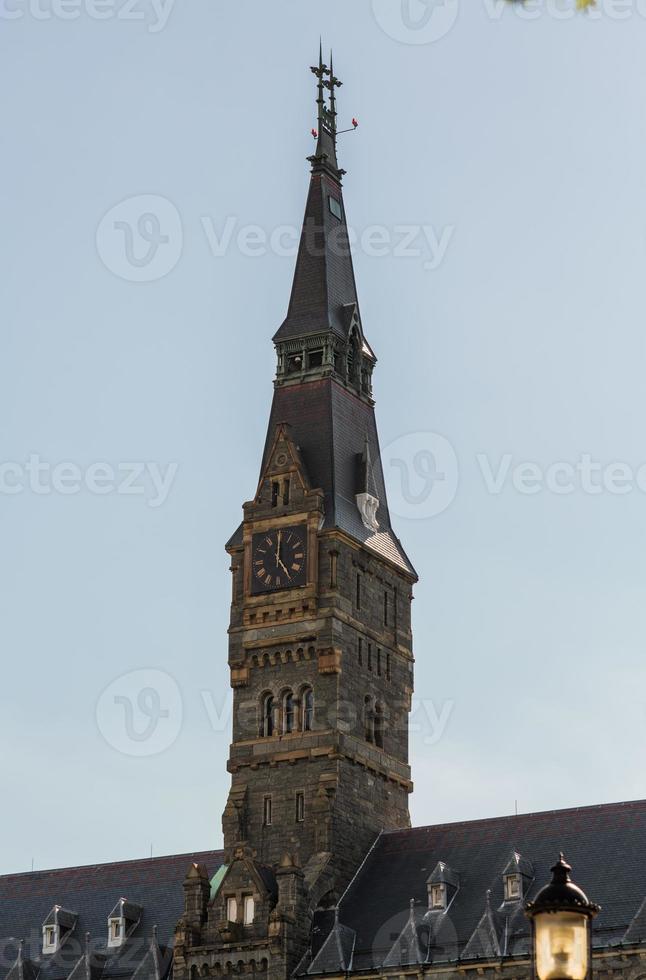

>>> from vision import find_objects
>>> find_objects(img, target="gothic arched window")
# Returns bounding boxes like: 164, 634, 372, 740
375, 702, 385, 749
261, 694, 275, 738
302, 687, 314, 732
283, 691, 295, 734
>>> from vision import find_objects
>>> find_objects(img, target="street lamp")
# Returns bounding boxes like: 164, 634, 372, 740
525, 854, 600, 980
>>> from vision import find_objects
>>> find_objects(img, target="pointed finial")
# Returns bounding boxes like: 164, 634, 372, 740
334, 906, 340, 924
485, 888, 492, 911
152, 925, 158, 941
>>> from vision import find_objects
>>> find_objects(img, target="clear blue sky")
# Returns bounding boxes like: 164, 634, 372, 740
2, 0, 646, 875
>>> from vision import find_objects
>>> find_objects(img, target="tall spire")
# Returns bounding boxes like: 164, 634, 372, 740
274, 46, 362, 361
258, 51, 416, 577
308, 44, 343, 180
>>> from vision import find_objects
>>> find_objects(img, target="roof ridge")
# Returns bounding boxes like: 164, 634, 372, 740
0, 848, 224, 881
382, 798, 646, 837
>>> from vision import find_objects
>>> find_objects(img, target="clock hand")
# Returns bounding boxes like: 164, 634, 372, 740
275, 530, 282, 565
277, 557, 291, 577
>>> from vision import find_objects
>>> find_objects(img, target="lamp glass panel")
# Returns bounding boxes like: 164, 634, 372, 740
535, 911, 589, 980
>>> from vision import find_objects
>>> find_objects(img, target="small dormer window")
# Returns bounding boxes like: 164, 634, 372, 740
43, 925, 58, 953
107, 898, 141, 947
42, 905, 77, 956
504, 874, 522, 901
426, 861, 459, 912
430, 883, 447, 910
500, 851, 533, 904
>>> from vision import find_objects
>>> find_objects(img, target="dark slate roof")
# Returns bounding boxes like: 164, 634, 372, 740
273, 170, 360, 343
0, 849, 223, 980
319, 799, 646, 972
254, 379, 415, 577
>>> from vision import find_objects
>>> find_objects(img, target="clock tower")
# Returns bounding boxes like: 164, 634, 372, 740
174, 50, 417, 980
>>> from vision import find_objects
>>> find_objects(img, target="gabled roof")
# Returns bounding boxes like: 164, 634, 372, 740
5, 944, 38, 980
131, 929, 169, 980
305, 910, 355, 975
0, 849, 223, 980
383, 901, 424, 968
65, 940, 104, 980
461, 892, 501, 960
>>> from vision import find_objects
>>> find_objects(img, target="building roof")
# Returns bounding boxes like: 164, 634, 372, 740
0, 850, 223, 980
302, 799, 646, 973
7, 801, 646, 978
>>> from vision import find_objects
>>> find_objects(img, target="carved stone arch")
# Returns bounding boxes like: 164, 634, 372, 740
281, 649, 290, 664
191, 967, 199, 980
259, 959, 268, 973
262, 652, 271, 668
296, 646, 304, 661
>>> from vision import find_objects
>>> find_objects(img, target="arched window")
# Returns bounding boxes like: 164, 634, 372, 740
283, 691, 295, 734
261, 694, 274, 737
347, 329, 360, 386
302, 688, 314, 732
375, 702, 385, 749
364, 695, 374, 743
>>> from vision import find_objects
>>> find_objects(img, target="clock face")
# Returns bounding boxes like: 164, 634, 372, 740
251, 526, 308, 593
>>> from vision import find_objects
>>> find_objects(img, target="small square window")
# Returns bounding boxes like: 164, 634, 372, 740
108, 918, 125, 947
504, 875, 521, 901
